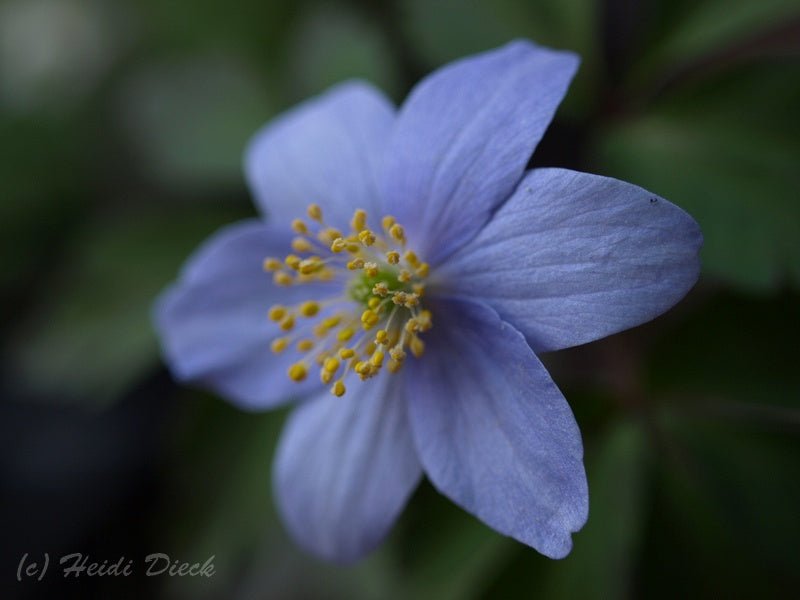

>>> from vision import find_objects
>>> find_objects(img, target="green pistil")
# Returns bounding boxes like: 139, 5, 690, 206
349, 269, 408, 304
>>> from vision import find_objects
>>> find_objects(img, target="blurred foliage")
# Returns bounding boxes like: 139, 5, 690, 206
1, 0, 799, 598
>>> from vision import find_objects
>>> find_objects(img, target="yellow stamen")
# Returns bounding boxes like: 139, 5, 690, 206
338, 347, 355, 359
381, 215, 396, 232
273, 271, 293, 286
279, 314, 295, 331
296, 339, 314, 352
358, 229, 376, 246
386, 251, 400, 264
263, 257, 282, 272
351, 209, 367, 232
299, 301, 320, 317
389, 223, 405, 244
288, 362, 308, 381
291, 219, 308, 234
268, 305, 286, 321
307, 203, 323, 222
331, 380, 346, 397
271, 338, 289, 353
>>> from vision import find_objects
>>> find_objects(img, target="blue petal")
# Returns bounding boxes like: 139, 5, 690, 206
154, 220, 339, 410
439, 168, 703, 353
406, 298, 587, 558
245, 81, 394, 229
273, 373, 422, 563
382, 40, 578, 265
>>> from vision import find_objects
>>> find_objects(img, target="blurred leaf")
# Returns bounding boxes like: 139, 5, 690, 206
160, 395, 404, 600
117, 54, 273, 189
595, 62, 800, 290
287, 5, 400, 99
397, 482, 517, 600
0, 115, 89, 295
543, 420, 650, 600
640, 409, 800, 597
648, 290, 800, 409
8, 204, 245, 404
632, 0, 800, 83
401, 0, 601, 116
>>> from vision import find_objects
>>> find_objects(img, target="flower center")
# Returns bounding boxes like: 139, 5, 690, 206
262, 204, 433, 397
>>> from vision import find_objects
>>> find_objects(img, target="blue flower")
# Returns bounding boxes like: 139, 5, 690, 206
154, 40, 702, 563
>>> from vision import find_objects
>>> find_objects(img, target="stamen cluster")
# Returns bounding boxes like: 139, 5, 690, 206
262, 204, 433, 397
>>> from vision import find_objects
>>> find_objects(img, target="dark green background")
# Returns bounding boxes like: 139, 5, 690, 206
1, 0, 798, 598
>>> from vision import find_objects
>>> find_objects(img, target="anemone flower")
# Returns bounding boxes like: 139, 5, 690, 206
154, 40, 702, 563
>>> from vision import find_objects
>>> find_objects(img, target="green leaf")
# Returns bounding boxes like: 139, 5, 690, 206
401, 0, 600, 116
9, 205, 245, 405
631, 0, 800, 85
117, 55, 274, 188
542, 420, 651, 600
286, 5, 400, 99
594, 63, 800, 290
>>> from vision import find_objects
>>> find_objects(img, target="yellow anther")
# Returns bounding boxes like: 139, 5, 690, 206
372, 282, 389, 297
404, 294, 420, 308
392, 291, 408, 305
291, 237, 313, 253
299, 301, 320, 317
263, 257, 282, 272
284, 254, 302, 270
368, 296, 382, 309
364, 342, 376, 355
389, 223, 405, 244
299, 257, 324, 275
318, 227, 342, 244
337, 327, 355, 341
313, 323, 329, 337
347, 258, 365, 270
358, 229, 376, 246
389, 346, 406, 361
323, 357, 340, 373
351, 209, 368, 232
279, 314, 295, 331
288, 362, 308, 381
296, 339, 314, 352
268, 305, 286, 321
416, 262, 430, 278
338, 347, 355, 359
398, 270, 412, 283
291, 219, 308, 234
330, 237, 348, 253
405, 318, 419, 333
375, 329, 388, 344
307, 203, 323, 222
404, 250, 419, 267
320, 370, 334, 384
386, 251, 400, 264
370, 350, 384, 367
271, 337, 289, 353
382, 215, 396, 231
412, 283, 426, 296
355, 361, 371, 375
410, 336, 425, 358
346, 242, 361, 253
331, 380, 346, 397
273, 271, 293, 286
418, 310, 433, 331
387, 359, 402, 373
323, 316, 342, 328
361, 309, 379, 329
364, 262, 379, 277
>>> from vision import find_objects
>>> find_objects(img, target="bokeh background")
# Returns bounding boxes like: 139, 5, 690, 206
1, 0, 799, 598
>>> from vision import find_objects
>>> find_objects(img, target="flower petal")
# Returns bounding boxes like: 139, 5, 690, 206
154, 220, 338, 410
440, 168, 703, 353
273, 373, 422, 563
406, 298, 587, 559
245, 81, 394, 229
382, 40, 578, 265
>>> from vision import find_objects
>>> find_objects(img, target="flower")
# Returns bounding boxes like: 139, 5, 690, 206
154, 40, 702, 563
